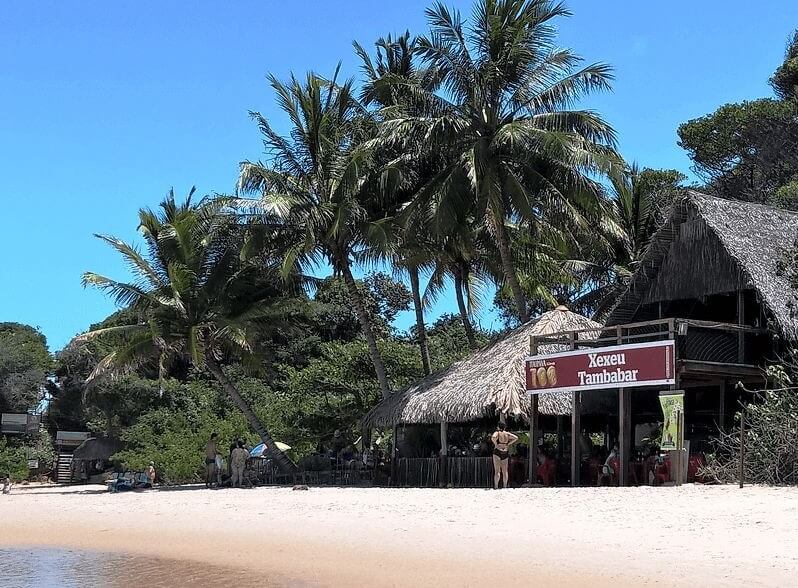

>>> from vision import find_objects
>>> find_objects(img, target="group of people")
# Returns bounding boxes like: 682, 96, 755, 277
204, 433, 250, 488
109, 462, 156, 492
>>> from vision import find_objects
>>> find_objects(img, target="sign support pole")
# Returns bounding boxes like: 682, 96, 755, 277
528, 336, 539, 486
619, 388, 631, 486
529, 395, 538, 486
571, 391, 581, 487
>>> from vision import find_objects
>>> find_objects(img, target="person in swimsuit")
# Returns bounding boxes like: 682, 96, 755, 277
491, 423, 518, 489
205, 433, 218, 488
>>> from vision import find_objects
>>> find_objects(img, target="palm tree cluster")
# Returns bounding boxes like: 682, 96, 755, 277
81, 0, 685, 469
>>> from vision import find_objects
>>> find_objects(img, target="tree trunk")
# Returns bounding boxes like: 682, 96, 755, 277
205, 353, 296, 474
454, 271, 478, 349
340, 259, 391, 399
489, 210, 529, 323
409, 266, 432, 376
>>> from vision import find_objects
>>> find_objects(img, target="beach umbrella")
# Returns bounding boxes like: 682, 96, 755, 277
250, 442, 291, 457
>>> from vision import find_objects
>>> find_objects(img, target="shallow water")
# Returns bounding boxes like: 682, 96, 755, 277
0, 547, 273, 587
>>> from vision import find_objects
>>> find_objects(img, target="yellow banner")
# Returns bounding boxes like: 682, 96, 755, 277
659, 392, 684, 450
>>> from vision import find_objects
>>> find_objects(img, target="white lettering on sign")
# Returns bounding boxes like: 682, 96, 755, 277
588, 352, 626, 368
577, 368, 640, 386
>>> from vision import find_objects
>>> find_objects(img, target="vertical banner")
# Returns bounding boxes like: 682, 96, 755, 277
659, 391, 684, 450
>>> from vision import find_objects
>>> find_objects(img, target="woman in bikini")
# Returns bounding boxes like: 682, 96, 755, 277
491, 423, 518, 489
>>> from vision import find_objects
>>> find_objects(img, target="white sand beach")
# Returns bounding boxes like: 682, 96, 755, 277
3, 483, 798, 587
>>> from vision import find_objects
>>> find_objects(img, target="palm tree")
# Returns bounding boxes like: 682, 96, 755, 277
612, 164, 687, 267
383, 0, 621, 323
423, 218, 494, 349
238, 69, 397, 399
79, 189, 298, 473
356, 32, 437, 375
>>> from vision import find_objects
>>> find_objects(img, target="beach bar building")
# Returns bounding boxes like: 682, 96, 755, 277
527, 192, 798, 486
363, 306, 600, 487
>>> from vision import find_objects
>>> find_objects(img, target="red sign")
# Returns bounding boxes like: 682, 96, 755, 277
526, 340, 675, 394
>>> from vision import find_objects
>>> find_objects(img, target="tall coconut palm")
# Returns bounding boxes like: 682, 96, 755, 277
566, 164, 686, 317
79, 189, 298, 473
423, 219, 494, 349
238, 69, 397, 399
356, 32, 438, 375
383, 0, 621, 322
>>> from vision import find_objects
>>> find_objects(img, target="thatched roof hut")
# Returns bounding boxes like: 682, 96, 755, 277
607, 191, 798, 339
72, 437, 122, 462
363, 306, 600, 428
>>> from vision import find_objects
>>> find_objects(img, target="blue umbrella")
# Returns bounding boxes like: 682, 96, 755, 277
250, 442, 290, 457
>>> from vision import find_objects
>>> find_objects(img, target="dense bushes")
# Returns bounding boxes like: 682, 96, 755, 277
0, 437, 29, 480
703, 366, 798, 485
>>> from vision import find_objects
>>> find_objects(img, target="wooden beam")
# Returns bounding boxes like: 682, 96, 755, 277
569, 333, 580, 487
679, 360, 762, 378
571, 391, 581, 486
528, 395, 539, 485
439, 421, 448, 488
618, 388, 631, 486
391, 425, 399, 486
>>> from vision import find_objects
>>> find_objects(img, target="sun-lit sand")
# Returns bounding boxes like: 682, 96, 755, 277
3, 483, 797, 587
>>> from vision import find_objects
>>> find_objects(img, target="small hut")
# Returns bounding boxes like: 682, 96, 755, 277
70, 437, 123, 484
363, 306, 600, 487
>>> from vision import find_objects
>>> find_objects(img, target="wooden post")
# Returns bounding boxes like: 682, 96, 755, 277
571, 391, 581, 486
439, 421, 448, 488
616, 326, 629, 487
391, 425, 399, 487
618, 388, 631, 486
675, 410, 685, 486
719, 380, 727, 431
737, 289, 745, 363
529, 394, 539, 485
528, 336, 539, 486
739, 405, 746, 488
569, 331, 580, 486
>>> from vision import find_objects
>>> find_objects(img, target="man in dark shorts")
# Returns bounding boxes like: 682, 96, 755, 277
205, 433, 218, 488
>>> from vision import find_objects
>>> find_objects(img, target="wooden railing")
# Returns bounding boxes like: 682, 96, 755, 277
397, 456, 529, 488
531, 318, 768, 365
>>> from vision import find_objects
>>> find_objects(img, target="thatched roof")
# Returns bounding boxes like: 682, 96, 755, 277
72, 437, 123, 461
607, 192, 798, 339
363, 306, 600, 427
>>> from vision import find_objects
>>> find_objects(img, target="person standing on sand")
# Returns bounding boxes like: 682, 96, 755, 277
230, 440, 248, 488
146, 461, 156, 486
491, 423, 518, 489
205, 433, 218, 488
2, 474, 11, 495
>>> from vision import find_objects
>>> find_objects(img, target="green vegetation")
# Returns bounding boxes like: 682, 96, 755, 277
678, 31, 798, 204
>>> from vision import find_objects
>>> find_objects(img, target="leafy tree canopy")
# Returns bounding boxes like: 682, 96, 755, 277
678, 29, 798, 203
0, 322, 51, 413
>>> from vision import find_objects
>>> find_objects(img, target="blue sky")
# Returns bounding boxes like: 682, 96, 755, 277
1, 1, 796, 352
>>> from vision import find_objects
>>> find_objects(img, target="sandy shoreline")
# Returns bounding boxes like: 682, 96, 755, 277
3, 483, 798, 587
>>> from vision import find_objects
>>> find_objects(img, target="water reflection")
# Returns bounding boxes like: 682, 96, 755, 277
0, 548, 270, 587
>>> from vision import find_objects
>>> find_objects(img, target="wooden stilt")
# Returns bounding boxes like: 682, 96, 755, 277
439, 421, 448, 488
619, 388, 631, 486
571, 391, 581, 486
528, 394, 539, 485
